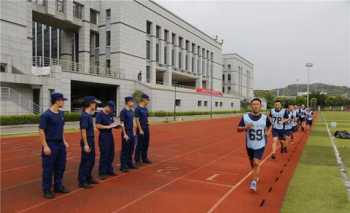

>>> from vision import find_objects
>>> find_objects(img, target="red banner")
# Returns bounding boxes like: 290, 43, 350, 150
195, 88, 223, 97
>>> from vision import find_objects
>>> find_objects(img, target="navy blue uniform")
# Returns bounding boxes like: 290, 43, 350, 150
78, 112, 95, 185
134, 106, 150, 162
96, 111, 115, 175
39, 109, 66, 192
120, 108, 135, 170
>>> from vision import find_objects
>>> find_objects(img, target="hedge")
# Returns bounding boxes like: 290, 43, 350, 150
0, 110, 241, 126
0, 112, 81, 126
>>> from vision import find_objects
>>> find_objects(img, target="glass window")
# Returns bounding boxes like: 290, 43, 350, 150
164, 30, 168, 42
56, 0, 64, 13
228, 74, 231, 81
146, 21, 152, 34
106, 31, 111, 46
171, 48, 175, 66
197, 100, 202, 107
146, 40, 151, 60
156, 43, 160, 62
172, 33, 176, 44
106, 9, 111, 19
106, 59, 111, 74
175, 99, 181, 106
164, 46, 168, 64
0, 63, 7, 73
204, 101, 208, 106
146, 65, 151, 83
156, 26, 161, 38
90, 9, 99, 24
73, 1, 83, 19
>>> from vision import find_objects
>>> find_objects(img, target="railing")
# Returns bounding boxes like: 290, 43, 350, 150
1, 87, 41, 114
32, 56, 121, 79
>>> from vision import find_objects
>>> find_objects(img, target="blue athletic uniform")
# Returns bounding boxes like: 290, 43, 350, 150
306, 110, 313, 126
96, 111, 115, 175
270, 108, 288, 140
39, 109, 66, 193
78, 111, 95, 185
120, 107, 135, 170
134, 106, 150, 163
238, 113, 271, 161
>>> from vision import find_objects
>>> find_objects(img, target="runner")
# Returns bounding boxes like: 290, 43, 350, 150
237, 98, 271, 192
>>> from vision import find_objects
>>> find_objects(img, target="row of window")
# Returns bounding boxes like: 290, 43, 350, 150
173, 100, 235, 108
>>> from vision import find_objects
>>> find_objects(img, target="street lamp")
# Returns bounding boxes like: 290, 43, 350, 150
305, 62, 313, 108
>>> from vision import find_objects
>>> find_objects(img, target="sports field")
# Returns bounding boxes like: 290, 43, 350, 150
1, 117, 309, 213
282, 111, 350, 213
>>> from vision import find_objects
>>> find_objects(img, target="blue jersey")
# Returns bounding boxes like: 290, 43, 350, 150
270, 108, 287, 130
292, 110, 298, 127
242, 113, 268, 150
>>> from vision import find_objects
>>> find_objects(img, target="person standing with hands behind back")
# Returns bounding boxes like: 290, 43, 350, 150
96, 101, 118, 180
78, 96, 101, 189
39, 92, 70, 199
135, 94, 152, 165
120, 96, 137, 173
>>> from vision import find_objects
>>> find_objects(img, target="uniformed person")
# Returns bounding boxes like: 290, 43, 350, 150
39, 92, 70, 199
135, 94, 152, 165
96, 101, 117, 180
119, 96, 137, 172
78, 96, 100, 188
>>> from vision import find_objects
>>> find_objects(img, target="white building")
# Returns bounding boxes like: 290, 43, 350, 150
0, 0, 253, 115
222, 53, 254, 99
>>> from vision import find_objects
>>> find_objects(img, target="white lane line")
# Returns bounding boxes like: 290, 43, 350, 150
183, 178, 233, 188
112, 150, 237, 213
207, 152, 273, 213
321, 113, 350, 201
206, 174, 220, 181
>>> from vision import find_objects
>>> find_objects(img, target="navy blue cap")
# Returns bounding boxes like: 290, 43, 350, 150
125, 96, 134, 103
106, 100, 115, 111
83, 96, 101, 104
141, 94, 150, 100
51, 92, 67, 102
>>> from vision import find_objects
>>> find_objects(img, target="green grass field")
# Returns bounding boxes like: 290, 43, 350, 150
282, 111, 350, 213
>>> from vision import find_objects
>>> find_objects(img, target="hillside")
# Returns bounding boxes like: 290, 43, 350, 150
268, 83, 350, 97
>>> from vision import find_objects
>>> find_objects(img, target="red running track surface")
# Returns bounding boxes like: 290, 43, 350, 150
0, 117, 309, 213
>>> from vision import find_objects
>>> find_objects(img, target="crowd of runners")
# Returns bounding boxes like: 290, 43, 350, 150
238, 98, 313, 192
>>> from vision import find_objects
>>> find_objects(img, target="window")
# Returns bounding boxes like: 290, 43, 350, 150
222, 87, 225, 93
146, 21, 152, 34
146, 66, 151, 83
215, 102, 218, 107
185, 54, 188, 70
231, 102, 234, 108
228, 86, 231, 92
179, 37, 183, 48
222, 74, 225, 81
220, 102, 223, 107
172, 33, 176, 44
146, 40, 151, 60
156, 25, 161, 38
171, 48, 175, 66
156, 43, 160, 62
95, 32, 99, 48
178, 52, 182, 68
164, 30, 169, 42
106, 59, 111, 74
0, 63, 7, 72
228, 74, 231, 81
90, 9, 99, 24
73, 1, 83, 19
106, 9, 111, 20
192, 43, 195, 53
204, 101, 208, 107
191, 57, 195, 72
56, 0, 64, 13
164, 46, 168, 64
185, 40, 189, 51
198, 100, 202, 107
106, 31, 111, 46
175, 99, 181, 106
228, 64, 231, 70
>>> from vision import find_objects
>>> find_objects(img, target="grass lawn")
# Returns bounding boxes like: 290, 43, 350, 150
282, 111, 350, 213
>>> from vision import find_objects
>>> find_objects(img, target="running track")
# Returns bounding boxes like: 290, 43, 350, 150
0, 117, 309, 213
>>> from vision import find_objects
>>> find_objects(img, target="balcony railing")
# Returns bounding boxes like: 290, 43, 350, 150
32, 56, 121, 79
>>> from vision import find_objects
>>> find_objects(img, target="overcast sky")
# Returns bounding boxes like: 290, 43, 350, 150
155, 0, 350, 89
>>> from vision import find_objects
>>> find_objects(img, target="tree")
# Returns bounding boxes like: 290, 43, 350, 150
132, 90, 144, 104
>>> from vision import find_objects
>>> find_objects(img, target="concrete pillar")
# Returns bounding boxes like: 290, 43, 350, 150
79, 22, 90, 74
173, 34, 178, 70
150, 24, 157, 85
64, 0, 73, 21
60, 31, 73, 71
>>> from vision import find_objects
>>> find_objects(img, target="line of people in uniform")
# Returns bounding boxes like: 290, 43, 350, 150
237, 98, 313, 192
38, 92, 151, 199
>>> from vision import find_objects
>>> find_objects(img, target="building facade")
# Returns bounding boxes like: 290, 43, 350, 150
222, 53, 254, 99
0, 0, 251, 115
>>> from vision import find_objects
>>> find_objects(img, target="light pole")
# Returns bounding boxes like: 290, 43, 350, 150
305, 63, 313, 108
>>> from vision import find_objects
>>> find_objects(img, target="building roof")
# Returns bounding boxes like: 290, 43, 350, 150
223, 53, 254, 66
